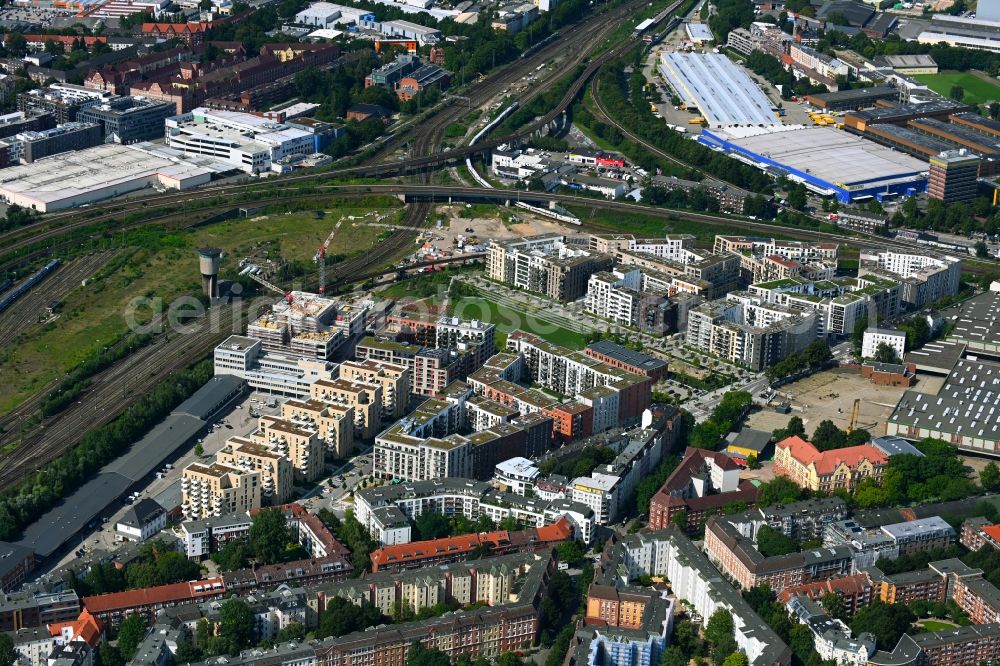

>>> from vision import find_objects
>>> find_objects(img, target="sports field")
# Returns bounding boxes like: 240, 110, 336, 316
913, 71, 1000, 105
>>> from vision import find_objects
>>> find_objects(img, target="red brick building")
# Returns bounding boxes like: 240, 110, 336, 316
370, 518, 573, 573
776, 574, 876, 617
141, 22, 214, 45
649, 448, 759, 532
82, 578, 226, 626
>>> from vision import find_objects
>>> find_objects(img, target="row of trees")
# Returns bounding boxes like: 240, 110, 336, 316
854, 438, 977, 508
0, 360, 212, 541
687, 390, 753, 450
584, 53, 774, 194
763, 340, 833, 383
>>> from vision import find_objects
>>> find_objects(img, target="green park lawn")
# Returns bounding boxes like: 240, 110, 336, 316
918, 620, 959, 632
913, 71, 1000, 106
449, 295, 588, 349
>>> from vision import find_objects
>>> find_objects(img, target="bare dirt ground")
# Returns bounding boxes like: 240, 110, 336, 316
431, 204, 581, 247
747, 367, 918, 437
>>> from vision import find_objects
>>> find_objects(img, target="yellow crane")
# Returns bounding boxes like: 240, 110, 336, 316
847, 398, 861, 433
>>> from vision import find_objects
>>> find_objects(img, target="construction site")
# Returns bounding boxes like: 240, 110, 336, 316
748, 367, 941, 437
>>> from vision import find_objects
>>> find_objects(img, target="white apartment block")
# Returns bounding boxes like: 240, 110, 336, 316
585, 270, 641, 327
374, 396, 473, 482
355, 478, 596, 544
165, 107, 314, 173
494, 457, 539, 496
486, 234, 613, 302
570, 473, 621, 525
860, 250, 961, 308
618, 530, 789, 666
370, 505, 411, 545
214, 335, 336, 397
862, 328, 907, 360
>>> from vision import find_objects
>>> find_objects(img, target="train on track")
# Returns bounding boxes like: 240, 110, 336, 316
0, 259, 60, 314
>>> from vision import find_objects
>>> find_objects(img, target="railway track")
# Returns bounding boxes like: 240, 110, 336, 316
0, 0, 662, 271
0, 0, 645, 256
0, 0, 657, 487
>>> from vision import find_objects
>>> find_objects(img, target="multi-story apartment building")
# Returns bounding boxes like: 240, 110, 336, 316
179, 512, 254, 559
337, 359, 410, 420
615, 529, 791, 666
82, 578, 228, 626
309, 378, 382, 441
181, 463, 261, 521
17, 84, 114, 123
246, 291, 366, 361
249, 416, 325, 483
280, 398, 354, 460
881, 517, 956, 555
776, 574, 876, 618
649, 448, 760, 532
216, 437, 294, 505
354, 478, 595, 544
506, 330, 652, 426
859, 250, 962, 309
685, 298, 819, 371
568, 409, 679, 525
878, 567, 947, 605
773, 436, 889, 493
374, 391, 552, 482
704, 500, 852, 592
312, 577, 543, 665
486, 234, 614, 302
0, 590, 81, 633
824, 520, 899, 570
355, 337, 463, 396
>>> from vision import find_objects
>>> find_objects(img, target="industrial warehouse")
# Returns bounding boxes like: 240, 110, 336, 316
0, 143, 213, 212
657, 52, 780, 128
699, 125, 929, 203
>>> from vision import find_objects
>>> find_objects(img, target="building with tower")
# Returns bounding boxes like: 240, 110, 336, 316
198, 247, 221, 300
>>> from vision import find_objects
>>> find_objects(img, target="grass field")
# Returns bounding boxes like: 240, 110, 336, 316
918, 620, 958, 632
0, 206, 395, 416
449, 296, 588, 349
913, 71, 1000, 105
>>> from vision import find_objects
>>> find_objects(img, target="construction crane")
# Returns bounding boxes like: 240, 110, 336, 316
317, 246, 326, 295
315, 216, 344, 295
847, 398, 861, 433
247, 270, 294, 304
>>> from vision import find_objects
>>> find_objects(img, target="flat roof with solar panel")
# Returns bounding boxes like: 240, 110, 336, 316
887, 358, 1000, 453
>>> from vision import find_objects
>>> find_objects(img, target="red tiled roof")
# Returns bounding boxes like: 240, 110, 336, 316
82, 578, 225, 614
535, 517, 574, 542
372, 534, 482, 568
141, 21, 212, 34
777, 436, 888, 475
982, 525, 1000, 543
370, 519, 571, 569
48, 609, 103, 646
